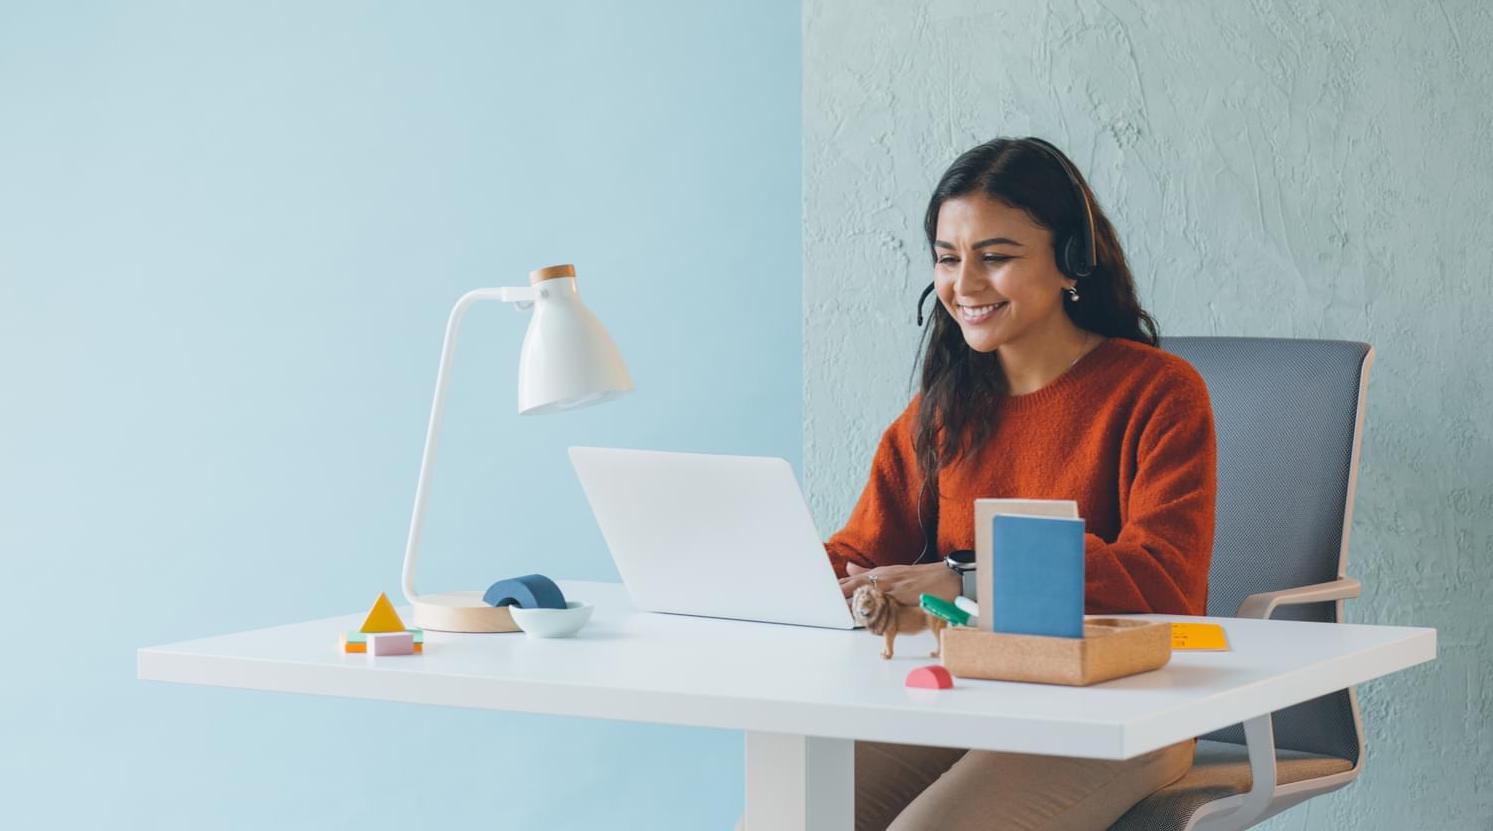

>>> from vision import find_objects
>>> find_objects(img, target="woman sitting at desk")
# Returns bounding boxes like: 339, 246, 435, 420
823, 136, 1217, 831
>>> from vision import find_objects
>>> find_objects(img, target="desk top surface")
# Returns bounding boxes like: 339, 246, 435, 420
138, 580, 1435, 759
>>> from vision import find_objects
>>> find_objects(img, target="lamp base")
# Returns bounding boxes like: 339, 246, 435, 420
409, 591, 520, 633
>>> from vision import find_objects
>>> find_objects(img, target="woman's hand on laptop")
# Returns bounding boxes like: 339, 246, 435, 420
840, 562, 960, 606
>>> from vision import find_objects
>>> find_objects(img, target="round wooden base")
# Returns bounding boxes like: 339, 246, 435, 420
409, 591, 519, 633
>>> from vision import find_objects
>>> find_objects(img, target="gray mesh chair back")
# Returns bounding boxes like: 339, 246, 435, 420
1160, 337, 1372, 763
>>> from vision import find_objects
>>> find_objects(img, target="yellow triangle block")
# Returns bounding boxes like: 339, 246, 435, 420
360, 592, 407, 633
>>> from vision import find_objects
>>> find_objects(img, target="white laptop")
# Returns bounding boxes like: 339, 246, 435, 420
567, 446, 858, 629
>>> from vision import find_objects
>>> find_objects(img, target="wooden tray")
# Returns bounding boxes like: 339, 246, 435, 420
940, 618, 1171, 686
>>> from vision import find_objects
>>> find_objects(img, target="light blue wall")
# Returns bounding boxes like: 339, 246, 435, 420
803, 1, 1491, 828
0, 2, 799, 828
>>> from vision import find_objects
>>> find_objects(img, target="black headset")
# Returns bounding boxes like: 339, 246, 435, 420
915, 137, 1097, 326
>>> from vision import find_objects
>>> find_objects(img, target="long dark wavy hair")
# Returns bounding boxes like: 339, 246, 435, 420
912, 137, 1159, 530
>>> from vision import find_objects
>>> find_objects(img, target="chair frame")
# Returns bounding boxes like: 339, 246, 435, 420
1182, 345, 1375, 831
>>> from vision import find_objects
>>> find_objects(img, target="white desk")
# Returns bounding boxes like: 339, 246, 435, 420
138, 580, 1435, 830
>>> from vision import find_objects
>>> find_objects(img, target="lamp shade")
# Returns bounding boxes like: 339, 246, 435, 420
516, 272, 633, 415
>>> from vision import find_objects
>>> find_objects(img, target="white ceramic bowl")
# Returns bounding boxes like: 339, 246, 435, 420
508, 600, 593, 638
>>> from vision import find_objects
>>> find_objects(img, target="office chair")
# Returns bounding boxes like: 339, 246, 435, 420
1110, 337, 1375, 831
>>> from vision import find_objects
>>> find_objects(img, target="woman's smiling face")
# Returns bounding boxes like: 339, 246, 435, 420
933, 192, 1073, 353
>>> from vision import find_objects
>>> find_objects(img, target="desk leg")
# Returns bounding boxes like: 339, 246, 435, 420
743, 731, 853, 831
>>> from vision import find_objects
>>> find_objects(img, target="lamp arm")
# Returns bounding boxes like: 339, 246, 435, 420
400, 286, 533, 603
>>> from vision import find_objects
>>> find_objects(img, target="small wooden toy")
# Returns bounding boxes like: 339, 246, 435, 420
850, 584, 949, 660
368, 631, 416, 656
482, 574, 567, 610
360, 592, 407, 633
341, 629, 424, 654
905, 665, 954, 690
340, 593, 424, 653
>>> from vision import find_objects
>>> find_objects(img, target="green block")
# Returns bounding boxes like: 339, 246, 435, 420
344, 629, 424, 644
919, 594, 970, 627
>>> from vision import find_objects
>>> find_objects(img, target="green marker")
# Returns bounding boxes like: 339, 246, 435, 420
919, 593, 970, 627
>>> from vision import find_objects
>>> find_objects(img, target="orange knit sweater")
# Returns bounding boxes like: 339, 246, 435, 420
824, 337, 1217, 616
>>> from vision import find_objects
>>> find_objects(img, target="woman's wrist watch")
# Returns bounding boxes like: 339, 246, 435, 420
944, 549, 977, 600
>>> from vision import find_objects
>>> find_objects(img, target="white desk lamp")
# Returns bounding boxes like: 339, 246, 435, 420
401, 263, 633, 632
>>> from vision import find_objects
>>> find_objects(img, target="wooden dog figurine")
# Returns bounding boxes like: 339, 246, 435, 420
851, 584, 947, 659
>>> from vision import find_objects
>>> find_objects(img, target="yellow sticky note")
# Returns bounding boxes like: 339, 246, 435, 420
1171, 622, 1230, 651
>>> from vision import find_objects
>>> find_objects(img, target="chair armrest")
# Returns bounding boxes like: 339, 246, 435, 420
1235, 577, 1361, 620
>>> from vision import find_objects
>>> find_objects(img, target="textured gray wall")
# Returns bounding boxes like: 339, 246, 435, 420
803, 1, 1491, 828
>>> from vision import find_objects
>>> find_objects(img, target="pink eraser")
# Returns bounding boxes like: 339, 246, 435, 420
905, 665, 954, 690
368, 631, 415, 656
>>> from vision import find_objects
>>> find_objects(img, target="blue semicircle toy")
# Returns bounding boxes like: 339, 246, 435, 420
483, 573, 567, 610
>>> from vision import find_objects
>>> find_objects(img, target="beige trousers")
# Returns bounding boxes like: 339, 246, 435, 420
854, 738, 1195, 831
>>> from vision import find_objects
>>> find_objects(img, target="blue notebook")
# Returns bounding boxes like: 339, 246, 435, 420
990, 513, 1086, 638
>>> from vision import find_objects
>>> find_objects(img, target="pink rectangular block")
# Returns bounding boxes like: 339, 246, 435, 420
368, 631, 415, 656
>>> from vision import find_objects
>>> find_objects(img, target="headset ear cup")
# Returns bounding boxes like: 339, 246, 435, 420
1066, 233, 1094, 278
1056, 234, 1078, 279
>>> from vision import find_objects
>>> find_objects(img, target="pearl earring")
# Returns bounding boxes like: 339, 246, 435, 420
1064, 286, 1080, 302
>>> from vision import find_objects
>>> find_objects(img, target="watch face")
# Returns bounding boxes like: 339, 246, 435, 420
946, 548, 975, 567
